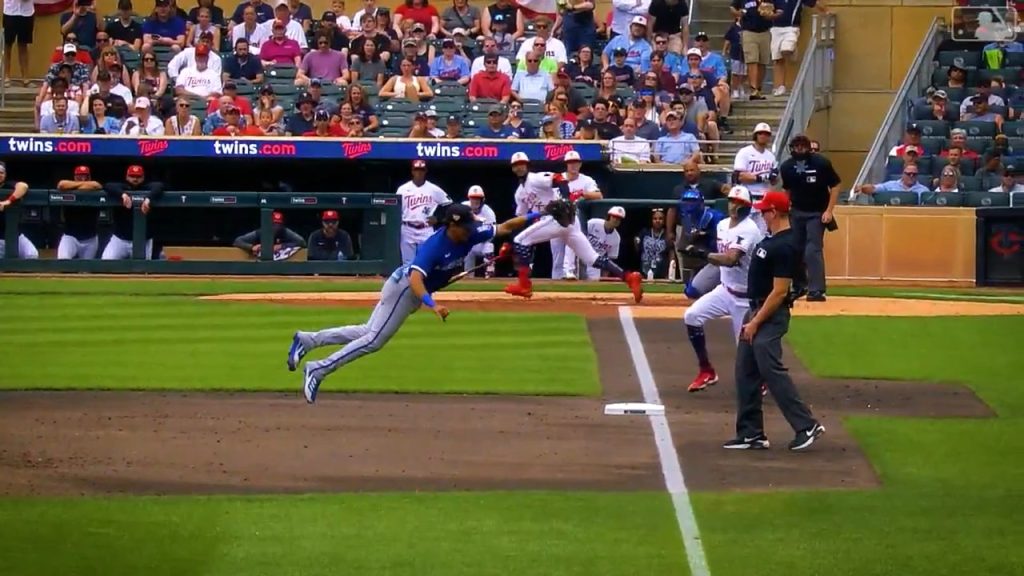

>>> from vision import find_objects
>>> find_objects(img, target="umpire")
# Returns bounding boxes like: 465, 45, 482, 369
779, 134, 841, 302
726, 191, 825, 452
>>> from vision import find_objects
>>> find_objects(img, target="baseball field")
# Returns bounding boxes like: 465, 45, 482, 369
1, 275, 1023, 576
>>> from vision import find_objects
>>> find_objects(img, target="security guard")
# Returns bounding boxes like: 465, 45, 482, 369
726, 191, 825, 452
779, 134, 841, 302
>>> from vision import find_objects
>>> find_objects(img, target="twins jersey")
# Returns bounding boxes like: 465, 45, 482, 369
398, 223, 497, 292
462, 200, 497, 225
564, 172, 599, 203
397, 179, 452, 241
586, 218, 621, 259
514, 172, 560, 215
733, 145, 778, 197
716, 216, 763, 293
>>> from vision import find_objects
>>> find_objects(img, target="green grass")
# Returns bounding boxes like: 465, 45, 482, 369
691, 315, 1024, 576
0, 295, 599, 396
0, 492, 688, 576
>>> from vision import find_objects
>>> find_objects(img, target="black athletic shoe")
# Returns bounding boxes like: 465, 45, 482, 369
789, 423, 826, 451
791, 286, 809, 301
807, 291, 827, 302
723, 434, 770, 450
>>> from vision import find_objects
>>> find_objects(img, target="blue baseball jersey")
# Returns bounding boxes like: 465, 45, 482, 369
393, 223, 496, 293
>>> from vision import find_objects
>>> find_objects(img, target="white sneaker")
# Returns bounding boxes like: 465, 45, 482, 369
731, 89, 740, 99
564, 271, 577, 281
772, 85, 787, 97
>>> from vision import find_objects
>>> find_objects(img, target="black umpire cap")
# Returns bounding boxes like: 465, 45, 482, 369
790, 134, 812, 148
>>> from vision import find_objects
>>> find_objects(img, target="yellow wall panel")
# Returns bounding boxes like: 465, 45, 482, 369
890, 7, 949, 88
827, 91, 894, 151
832, 7, 892, 90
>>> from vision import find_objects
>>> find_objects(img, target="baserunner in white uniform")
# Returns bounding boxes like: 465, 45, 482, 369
503, 152, 644, 302
583, 206, 624, 280
396, 159, 452, 266
550, 150, 603, 280
680, 185, 764, 392
732, 122, 778, 236
462, 185, 498, 277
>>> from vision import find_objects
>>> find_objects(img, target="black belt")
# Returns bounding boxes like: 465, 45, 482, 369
727, 287, 748, 299
402, 221, 428, 229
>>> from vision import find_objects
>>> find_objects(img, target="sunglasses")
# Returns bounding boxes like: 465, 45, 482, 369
318, 40, 328, 45
903, 171, 919, 176
535, 24, 548, 29
178, 103, 190, 108
143, 57, 156, 61
97, 37, 109, 42
655, 39, 666, 43
527, 59, 539, 63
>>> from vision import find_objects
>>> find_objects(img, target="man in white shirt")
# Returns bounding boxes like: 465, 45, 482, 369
732, 121, 778, 234
470, 37, 512, 79
120, 97, 166, 135
511, 56, 553, 102
351, 0, 378, 31
89, 69, 133, 104
252, 0, 308, 50
513, 15, 566, 64
551, 150, 602, 280
610, 117, 652, 163
166, 32, 223, 79
395, 160, 453, 265
175, 44, 223, 99
610, 0, 651, 38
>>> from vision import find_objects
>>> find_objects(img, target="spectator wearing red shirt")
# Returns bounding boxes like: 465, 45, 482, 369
212, 105, 262, 135
205, 80, 254, 123
50, 34, 94, 66
259, 20, 302, 67
941, 128, 981, 161
303, 109, 347, 136
393, 0, 440, 38
468, 54, 511, 103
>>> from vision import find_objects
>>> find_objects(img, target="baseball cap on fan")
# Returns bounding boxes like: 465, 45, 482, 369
753, 190, 790, 213
467, 185, 485, 198
607, 206, 626, 219
63, 43, 78, 54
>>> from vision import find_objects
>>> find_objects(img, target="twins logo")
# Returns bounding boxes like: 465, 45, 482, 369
543, 144, 575, 161
746, 160, 775, 175
342, 142, 372, 159
588, 234, 612, 255
404, 194, 433, 213
138, 140, 169, 157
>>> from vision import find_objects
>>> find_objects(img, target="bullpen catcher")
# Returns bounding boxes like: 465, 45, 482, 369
504, 152, 644, 302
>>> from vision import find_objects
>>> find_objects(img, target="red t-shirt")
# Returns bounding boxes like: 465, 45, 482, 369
206, 96, 254, 116
212, 125, 263, 136
395, 4, 439, 29
50, 49, 94, 66
468, 72, 511, 101
303, 125, 347, 137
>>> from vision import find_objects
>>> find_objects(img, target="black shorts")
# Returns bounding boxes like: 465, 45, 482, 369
3, 14, 35, 45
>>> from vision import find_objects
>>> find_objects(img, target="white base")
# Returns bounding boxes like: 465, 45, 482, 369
604, 402, 665, 416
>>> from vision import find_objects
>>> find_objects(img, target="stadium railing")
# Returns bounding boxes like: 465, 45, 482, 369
851, 16, 947, 203
773, 12, 838, 164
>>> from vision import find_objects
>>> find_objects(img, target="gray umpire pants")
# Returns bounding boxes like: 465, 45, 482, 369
734, 306, 817, 438
790, 209, 826, 293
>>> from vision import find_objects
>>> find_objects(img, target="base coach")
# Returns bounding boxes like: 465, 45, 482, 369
779, 134, 840, 302
726, 190, 825, 452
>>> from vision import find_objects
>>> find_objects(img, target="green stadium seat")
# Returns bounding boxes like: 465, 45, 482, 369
379, 114, 413, 128
937, 50, 981, 69
266, 66, 298, 81
269, 83, 298, 96
942, 86, 967, 103
872, 191, 920, 206
379, 100, 420, 113
965, 138, 989, 154
920, 191, 964, 206
434, 81, 468, 98
520, 99, 544, 113
978, 68, 1020, 83
320, 84, 343, 98
1003, 120, 1024, 138
963, 191, 1011, 207
932, 156, 975, 176
465, 100, 499, 113
959, 175, 982, 190
1011, 191, 1024, 206
427, 99, 464, 114
955, 121, 997, 139
911, 120, 949, 139
919, 137, 944, 156
377, 126, 408, 137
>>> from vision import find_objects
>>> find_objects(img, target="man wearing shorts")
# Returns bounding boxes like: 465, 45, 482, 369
729, 0, 780, 100
770, 0, 827, 96
3, 0, 35, 86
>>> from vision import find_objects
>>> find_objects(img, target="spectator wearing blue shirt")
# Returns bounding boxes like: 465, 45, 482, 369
231, 0, 274, 25
654, 111, 702, 164
771, 0, 825, 97
60, 0, 100, 49
601, 15, 653, 74
476, 106, 517, 138
855, 164, 930, 200
694, 33, 728, 81
511, 56, 554, 102
606, 49, 636, 86
39, 95, 81, 134
430, 38, 471, 85
143, 0, 188, 53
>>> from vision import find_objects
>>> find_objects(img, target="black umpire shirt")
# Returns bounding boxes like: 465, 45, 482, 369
780, 153, 841, 213
103, 181, 165, 240
747, 228, 799, 302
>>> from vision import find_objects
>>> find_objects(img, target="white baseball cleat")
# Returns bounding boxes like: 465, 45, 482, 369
303, 364, 322, 404
287, 332, 307, 372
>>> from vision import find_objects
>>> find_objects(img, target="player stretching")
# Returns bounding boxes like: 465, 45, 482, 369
681, 186, 764, 392
287, 204, 536, 404
504, 152, 644, 302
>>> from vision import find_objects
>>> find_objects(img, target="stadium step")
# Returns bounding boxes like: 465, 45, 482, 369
0, 85, 39, 133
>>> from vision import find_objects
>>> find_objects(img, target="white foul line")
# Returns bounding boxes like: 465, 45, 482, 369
618, 306, 711, 576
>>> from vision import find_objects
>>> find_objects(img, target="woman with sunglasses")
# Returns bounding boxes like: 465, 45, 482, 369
92, 47, 132, 87
344, 83, 380, 131
132, 52, 169, 99
80, 94, 123, 134
164, 97, 202, 135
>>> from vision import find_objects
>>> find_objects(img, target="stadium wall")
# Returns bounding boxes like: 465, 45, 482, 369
824, 205, 976, 283
804, 0, 955, 187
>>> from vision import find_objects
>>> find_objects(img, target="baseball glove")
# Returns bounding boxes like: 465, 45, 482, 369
545, 198, 577, 227
757, 0, 776, 18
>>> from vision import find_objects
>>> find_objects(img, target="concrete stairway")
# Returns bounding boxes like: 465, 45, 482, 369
0, 85, 39, 133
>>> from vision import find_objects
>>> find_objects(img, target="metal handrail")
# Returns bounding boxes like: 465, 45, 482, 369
851, 17, 946, 202
772, 12, 837, 163
0, 23, 6, 108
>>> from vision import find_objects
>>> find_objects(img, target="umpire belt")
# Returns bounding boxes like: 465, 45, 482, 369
402, 221, 428, 229
727, 286, 748, 299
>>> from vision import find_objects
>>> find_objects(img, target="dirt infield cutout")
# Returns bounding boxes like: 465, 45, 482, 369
0, 292, 1008, 497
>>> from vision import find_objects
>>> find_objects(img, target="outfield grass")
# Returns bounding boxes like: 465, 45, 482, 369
692, 315, 1024, 576
0, 295, 599, 395
0, 492, 688, 576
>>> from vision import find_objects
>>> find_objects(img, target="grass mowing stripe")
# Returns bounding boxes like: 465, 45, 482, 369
0, 492, 689, 576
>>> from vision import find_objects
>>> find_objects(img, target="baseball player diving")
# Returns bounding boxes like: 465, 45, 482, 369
504, 152, 644, 302
676, 188, 725, 299
287, 203, 539, 404
550, 150, 603, 280
680, 185, 764, 392
462, 185, 497, 277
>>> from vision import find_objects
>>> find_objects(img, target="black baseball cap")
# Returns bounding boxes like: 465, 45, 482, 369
444, 203, 476, 229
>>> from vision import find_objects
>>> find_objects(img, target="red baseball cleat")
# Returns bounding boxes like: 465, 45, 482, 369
504, 281, 533, 299
687, 368, 719, 392
624, 271, 644, 303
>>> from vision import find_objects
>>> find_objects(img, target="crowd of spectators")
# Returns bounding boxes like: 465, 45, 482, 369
11, 0, 810, 166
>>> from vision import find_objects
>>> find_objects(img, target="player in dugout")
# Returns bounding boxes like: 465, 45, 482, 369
233, 210, 306, 260
55, 165, 103, 259
307, 210, 354, 260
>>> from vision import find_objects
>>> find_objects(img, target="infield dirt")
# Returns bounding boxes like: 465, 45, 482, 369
0, 293, 1010, 497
